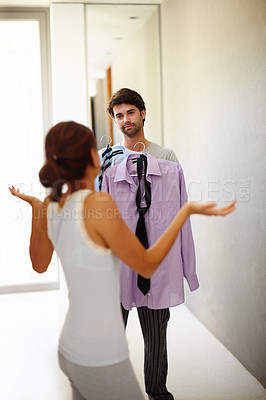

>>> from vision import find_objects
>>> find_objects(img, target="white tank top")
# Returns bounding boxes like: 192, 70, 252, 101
47, 189, 128, 367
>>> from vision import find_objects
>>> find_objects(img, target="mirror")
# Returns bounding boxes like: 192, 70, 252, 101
85, 4, 162, 148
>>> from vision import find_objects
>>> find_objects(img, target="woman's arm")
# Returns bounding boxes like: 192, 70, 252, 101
86, 192, 236, 278
9, 186, 235, 277
9, 186, 54, 273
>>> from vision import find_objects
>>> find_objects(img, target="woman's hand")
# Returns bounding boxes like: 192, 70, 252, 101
9, 186, 42, 207
187, 200, 237, 216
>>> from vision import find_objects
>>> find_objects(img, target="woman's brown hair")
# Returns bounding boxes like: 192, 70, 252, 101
39, 121, 96, 201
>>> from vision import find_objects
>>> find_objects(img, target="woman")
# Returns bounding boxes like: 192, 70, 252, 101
9, 121, 236, 400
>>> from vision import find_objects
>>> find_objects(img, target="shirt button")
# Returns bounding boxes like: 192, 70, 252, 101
147, 292, 151, 296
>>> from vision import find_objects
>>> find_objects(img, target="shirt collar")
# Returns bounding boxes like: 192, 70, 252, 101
114, 153, 162, 184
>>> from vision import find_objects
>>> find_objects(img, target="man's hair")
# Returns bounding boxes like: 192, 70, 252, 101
107, 88, 146, 124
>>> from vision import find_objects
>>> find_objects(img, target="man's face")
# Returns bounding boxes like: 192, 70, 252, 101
113, 103, 145, 137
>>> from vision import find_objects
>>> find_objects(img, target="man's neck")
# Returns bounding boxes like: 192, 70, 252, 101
121, 134, 151, 152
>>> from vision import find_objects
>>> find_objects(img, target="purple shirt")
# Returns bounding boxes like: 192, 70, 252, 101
101, 153, 199, 310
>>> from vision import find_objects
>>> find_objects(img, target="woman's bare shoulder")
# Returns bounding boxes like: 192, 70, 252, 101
85, 190, 113, 207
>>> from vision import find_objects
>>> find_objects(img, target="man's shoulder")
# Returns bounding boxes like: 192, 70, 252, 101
146, 142, 179, 163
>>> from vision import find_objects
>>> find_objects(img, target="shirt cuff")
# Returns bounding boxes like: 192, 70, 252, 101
186, 274, 199, 292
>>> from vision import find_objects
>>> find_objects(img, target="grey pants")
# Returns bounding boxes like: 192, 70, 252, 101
58, 351, 145, 400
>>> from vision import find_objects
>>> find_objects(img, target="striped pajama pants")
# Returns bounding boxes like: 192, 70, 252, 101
121, 305, 174, 400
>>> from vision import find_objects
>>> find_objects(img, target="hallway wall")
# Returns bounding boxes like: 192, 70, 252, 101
111, 7, 162, 145
160, 0, 266, 387
50, 3, 88, 125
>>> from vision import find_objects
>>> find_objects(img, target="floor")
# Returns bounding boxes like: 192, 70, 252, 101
0, 289, 265, 400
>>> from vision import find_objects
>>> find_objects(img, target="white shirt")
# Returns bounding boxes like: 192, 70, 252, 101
47, 189, 128, 367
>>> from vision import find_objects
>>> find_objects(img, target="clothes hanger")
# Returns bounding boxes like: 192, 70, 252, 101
130, 142, 147, 176
100, 135, 112, 146
133, 141, 146, 152
131, 141, 146, 163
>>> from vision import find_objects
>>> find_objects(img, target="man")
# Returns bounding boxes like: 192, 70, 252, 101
105, 88, 197, 400
107, 87, 178, 164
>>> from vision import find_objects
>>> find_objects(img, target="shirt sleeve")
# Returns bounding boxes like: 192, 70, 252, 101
94, 149, 104, 192
101, 170, 109, 193
178, 165, 199, 291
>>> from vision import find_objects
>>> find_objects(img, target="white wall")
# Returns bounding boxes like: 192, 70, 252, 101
93, 78, 108, 148
161, 0, 266, 387
50, 4, 88, 126
111, 8, 162, 145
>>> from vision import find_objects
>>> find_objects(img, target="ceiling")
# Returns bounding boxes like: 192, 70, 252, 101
86, 4, 157, 78
0, 1, 162, 78
0, 0, 163, 8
